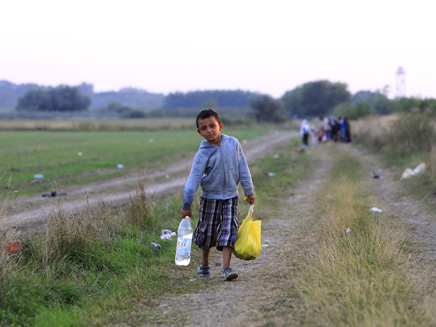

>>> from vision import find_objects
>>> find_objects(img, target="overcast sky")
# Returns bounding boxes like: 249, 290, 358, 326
2, 0, 435, 98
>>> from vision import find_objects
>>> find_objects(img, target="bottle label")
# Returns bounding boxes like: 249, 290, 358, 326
177, 238, 192, 252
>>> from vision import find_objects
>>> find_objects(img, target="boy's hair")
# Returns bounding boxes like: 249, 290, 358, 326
196, 109, 221, 129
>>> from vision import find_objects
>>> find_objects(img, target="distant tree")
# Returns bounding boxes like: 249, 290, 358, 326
352, 90, 394, 115
163, 90, 258, 108
282, 80, 350, 117
332, 102, 374, 120
281, 87, 303, 118
250, 95, 283, 122
201, 97, 218, 109
16, 85, 90, 111
300, 80, 350, 117
16, 88, 50, 111
47, 85, 90, 111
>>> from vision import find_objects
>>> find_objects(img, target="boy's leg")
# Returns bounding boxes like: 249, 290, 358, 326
201, 248, 210, 266
222, 246, 232, 269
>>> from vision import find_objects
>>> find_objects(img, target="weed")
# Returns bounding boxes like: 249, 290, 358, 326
128, 178, 156, 228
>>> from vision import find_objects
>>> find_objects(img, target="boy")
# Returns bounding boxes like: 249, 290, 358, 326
181, 109, 255, 281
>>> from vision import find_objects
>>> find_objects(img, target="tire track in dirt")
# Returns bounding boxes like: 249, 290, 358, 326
137, 145, 333, 327
3, 131, 297, 233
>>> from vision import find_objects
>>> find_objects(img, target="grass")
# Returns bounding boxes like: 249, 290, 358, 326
353, 113, 436, 201
0, 179, 199, 326
0, 128, 268, 194
290, 147, 435, 326
0, 133, 311, 326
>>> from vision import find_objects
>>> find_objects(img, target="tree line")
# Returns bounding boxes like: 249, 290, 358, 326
251, 80, 436, 122
8, 79, 436, 120
16, 86, 90, 112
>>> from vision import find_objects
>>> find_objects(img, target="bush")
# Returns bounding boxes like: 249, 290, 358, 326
386, 112, 436, 156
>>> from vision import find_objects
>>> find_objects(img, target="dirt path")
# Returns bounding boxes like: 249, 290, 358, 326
131, 143, 436, 327
3, 131, 296, 232
137, 145, 333, 327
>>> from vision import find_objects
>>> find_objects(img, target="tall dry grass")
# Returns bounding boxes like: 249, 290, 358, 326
0, 118, 194, 131
353, 112, 436, 156
295, 176, 435, 326
29, 195, 121, 274
128, 179, 156, 228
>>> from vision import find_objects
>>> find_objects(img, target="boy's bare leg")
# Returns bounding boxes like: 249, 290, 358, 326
201, 248, 210, 266
222, 246, 232, 268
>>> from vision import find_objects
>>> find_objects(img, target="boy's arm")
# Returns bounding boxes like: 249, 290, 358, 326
238, 143, 254, 197
181, 152, 207, 213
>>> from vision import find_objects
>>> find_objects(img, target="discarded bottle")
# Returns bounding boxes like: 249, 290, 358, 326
175, 217, 193, 266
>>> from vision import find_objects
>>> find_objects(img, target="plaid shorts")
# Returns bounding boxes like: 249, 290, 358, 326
193, 197, 239, 251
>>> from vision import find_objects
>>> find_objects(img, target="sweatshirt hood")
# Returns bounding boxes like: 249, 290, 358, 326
199, 133, 227, 149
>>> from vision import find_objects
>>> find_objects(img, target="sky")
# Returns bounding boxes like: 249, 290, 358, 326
2, 0, 435, 99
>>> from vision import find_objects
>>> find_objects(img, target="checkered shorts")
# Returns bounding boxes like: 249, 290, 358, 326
193, 197, 239, 251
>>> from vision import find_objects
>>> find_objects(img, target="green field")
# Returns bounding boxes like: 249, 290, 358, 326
0, 129, 268, 194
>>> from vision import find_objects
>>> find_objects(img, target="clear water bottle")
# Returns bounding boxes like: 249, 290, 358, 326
175, 217, 193, 266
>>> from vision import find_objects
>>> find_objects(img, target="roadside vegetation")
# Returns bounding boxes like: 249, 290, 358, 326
0, 136, 311, 326
288, 148, 435, 326
353, 111, 436, 198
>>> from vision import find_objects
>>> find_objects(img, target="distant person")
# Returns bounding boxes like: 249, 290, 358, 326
344, 117, 352, 143
300, 119, 311, 148
181, 109, 255, 281
319, 116, 332, 141
311, 127, 318, 146
329, 117, 340, 142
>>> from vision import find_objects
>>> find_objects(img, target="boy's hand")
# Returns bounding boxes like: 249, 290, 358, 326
245, 195, 255, 205
181, 209, 192, 218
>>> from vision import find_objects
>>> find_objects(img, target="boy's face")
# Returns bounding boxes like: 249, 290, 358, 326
197, 116, 223, 145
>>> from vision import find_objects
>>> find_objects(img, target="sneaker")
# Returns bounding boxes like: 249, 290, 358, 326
221, 267, 238, 281
197, 265, 211, 279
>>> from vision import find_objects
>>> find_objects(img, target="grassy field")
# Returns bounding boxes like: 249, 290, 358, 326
0, 129, 268, 194
0, 134, 309, 326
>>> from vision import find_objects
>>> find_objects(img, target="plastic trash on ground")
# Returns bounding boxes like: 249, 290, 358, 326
5, 242, 21, 254
346, 228, 352, 233
160, 229, 176, 240
370, 207, 382, 213
413, 163, 426, 174
401, 163, 426, 179
34, 174, 44, 179
151, 242, 161, 248
268, 172, 276, 177
78, 152, 83, 156
117, 164, 124, 169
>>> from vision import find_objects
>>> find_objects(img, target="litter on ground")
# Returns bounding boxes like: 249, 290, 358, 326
117, 164, 124, 169
346, 228, 352, 233
401, 163, 426, 179
160, 230, 176, 240
42, 192, 67, 198
370, 207, 382, 213
34, 174, 44, 179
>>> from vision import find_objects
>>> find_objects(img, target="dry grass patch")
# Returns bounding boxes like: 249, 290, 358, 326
294, 175, 435, 326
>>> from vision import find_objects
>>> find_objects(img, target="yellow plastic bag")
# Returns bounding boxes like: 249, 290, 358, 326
232, 205, 261, 260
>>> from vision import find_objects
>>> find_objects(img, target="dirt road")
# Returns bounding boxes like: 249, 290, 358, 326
3, 131, 296, 231
134, 143, 436, 327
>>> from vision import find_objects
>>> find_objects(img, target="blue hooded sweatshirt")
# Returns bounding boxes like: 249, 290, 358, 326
182, 134, 254, 211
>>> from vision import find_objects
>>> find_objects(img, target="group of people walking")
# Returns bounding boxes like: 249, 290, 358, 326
300, 116, 352, 148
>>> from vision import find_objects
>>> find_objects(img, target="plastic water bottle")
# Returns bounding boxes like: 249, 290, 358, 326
175, 217, 193, 266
